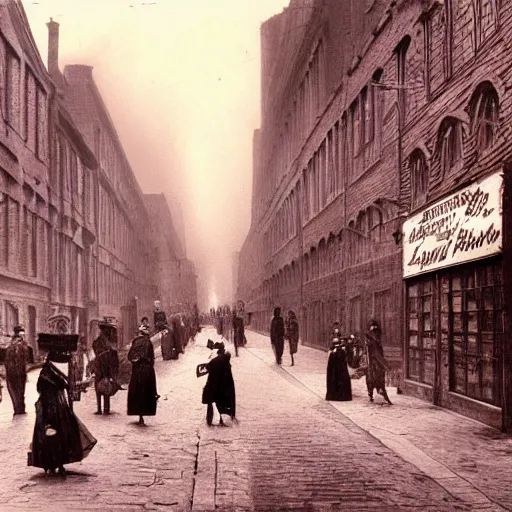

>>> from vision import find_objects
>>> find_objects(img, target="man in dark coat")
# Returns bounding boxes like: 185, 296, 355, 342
5, 325, 32, 415
92, 322, 119, 415
233, 312, 245, 357
153, 301, 168, 333
202, 342, 236, 425
270, 307, 285, 365
365, 319, 392, 405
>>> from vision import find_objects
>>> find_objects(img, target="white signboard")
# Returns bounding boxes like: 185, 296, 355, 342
403, 172, 503, 278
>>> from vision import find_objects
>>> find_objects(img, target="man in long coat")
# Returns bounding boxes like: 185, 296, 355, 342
5, 325, 32, 415
270, 308, 285, 365
92, 322, 119, 415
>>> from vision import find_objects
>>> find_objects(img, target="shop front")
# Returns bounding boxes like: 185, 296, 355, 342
402, 172, 507, 430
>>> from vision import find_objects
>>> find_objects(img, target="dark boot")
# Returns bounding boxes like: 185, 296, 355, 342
95, 392, 102, 414
103, 395, 111, 415
206, 403, 214, 425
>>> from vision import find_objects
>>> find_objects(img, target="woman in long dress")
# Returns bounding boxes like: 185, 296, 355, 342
326, 327, 352, 402
127, 325, 159, 425
285, 311, 299, 366
30, 355, 97, 476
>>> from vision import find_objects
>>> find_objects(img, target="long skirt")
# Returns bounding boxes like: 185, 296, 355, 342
30, 391, 96, 470
326, 350, 352, 401
6, 373, 27, 414
127, 362, 158, 416
161, 331, 174, 361
289, 335, 298, 355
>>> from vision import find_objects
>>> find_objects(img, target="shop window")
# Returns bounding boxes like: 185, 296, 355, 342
407, 278, 436, 385
469, 83, 499, 154
437, 118, 463, 175
410, 150, 429, 208
448, 260, 503, 406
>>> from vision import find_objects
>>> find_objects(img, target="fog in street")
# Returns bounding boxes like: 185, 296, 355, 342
23, 0, 289, 308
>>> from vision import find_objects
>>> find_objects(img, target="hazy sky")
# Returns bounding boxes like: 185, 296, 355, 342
22, 0, 288, 309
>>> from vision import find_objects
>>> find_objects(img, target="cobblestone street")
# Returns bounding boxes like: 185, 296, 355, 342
0, 328, 510, 511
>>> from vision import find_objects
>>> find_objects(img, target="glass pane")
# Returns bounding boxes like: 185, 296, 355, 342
467, 334, 478, 354
483, 288, 493, 310
423, 336, 435, 350
441, 276, 450, 293
482, 311, 493, 332
409, 317, 418, 331
452, 276, 461, 291
466, 272, 475, 289
408, 298, 418, 313
422, 296, 431, 313
409, 334, 418, 347
468, 312, 478, 332
409, 284, 418, 297
453, 313, 463, 332
441, 312, 449, 331
422, 280, 432, 293
452, 352, 466, 394
423, 313, 432, 331
495, 286, 503, 309
423, 350, 435, 386
467, 356, 480, 400
467, 290, 477, 311
452, 293, 462, 312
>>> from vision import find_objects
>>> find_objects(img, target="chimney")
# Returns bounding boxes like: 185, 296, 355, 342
46, 18, 59, 76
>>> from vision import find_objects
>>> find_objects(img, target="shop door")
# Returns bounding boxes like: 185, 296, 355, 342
406, 277, 438, 395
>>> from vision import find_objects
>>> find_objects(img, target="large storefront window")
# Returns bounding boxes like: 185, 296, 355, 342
407, 277, 436, 385
445, 260, 503, 406
406, 258, 503, 407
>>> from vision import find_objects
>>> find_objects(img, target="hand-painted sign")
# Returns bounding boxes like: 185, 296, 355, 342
403, 172, 503, 278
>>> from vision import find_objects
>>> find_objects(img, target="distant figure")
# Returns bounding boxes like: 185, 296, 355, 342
270, 308, 285, 365
326, 328, 352, 402
91, 322, 120, 415
29, 354, 97, 476
285, 310, 299, 366
153, 301, 168, 333
5, 325, 32, 415
201, 341, 236, 426
233, 312, 245, 357
364, 319, 392, 405
127, 325, 159, 426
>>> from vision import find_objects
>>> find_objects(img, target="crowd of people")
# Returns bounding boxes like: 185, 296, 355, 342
0, 299, 393, 477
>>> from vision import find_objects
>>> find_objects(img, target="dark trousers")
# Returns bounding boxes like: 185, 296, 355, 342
273, 339, 284, 364
96, 391, 110, 413
6, 374, 26, 414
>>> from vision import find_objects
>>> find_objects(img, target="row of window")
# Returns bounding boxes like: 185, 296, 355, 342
0, 34, 48, 162
409, 82, 498, 208
261, 40, 327, 210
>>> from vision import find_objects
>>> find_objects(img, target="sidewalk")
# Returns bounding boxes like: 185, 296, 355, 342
245, 330, 512, 512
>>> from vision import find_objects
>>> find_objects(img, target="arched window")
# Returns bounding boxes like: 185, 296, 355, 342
470, 82, 499, 153
318, 239, 326, 277
409, 149, 429, 208
438, 118, 463, 175
304, 253, 310, 282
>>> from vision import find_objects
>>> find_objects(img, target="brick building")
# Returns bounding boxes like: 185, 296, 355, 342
0, 1, 193, 354
238, 0, 512, 431
144, 193, 198, 315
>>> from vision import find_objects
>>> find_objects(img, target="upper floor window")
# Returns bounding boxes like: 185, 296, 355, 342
469, 82, 499, 153
438, 118, 463, 175
6, 49, 20, 132
410, 150, 429, 208
474, 0, 498, 47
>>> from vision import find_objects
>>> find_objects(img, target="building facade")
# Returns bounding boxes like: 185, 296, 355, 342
0, 2, 194, 355
238, 0, 512, 431
144, 193, 198, 315
0, 1, 54, 353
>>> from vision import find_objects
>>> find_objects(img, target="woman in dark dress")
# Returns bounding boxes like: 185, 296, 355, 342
127, 326, 159, 425
30, 355, 97, 476
285, 310, 299, 366
201, 342, 236, 426
326, 327, 352, 402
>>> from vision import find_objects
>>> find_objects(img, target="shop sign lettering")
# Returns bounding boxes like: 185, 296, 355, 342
403, 173, 503, 278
